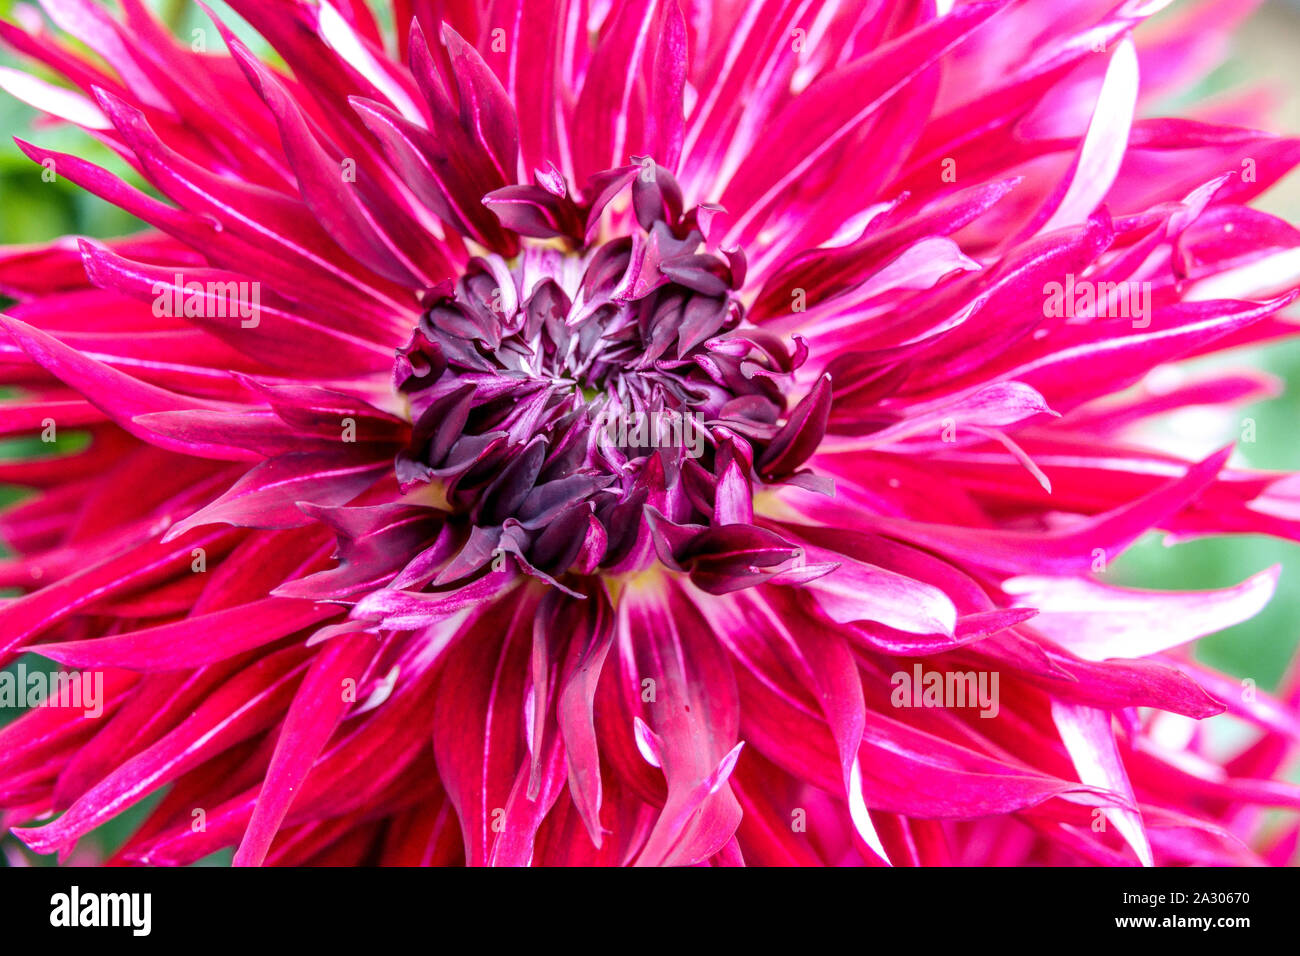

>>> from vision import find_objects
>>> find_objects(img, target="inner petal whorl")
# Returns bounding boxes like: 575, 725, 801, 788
391, 166, 825, 583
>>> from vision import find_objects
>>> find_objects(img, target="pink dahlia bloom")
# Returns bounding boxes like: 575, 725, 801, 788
1, 0, 1300, 868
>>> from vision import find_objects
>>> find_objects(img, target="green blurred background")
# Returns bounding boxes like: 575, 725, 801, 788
1, 0, 1299, 863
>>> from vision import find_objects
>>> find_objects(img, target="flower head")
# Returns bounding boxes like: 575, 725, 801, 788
2, 0, 1300, 866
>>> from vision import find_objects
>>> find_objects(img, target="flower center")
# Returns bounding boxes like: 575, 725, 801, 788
392, 164, 820, 584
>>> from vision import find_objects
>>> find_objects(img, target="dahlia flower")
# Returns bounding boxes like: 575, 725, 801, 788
1, 0, 1300, 868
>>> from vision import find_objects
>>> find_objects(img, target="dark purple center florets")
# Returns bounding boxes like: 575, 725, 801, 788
391, 164, 825, 584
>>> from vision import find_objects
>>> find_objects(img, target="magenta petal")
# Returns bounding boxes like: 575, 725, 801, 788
14, 650, 309, 858
0, 316, 248, 460
36, 598, 339, 671
234, 630, 376, 866
164, 451, 389, 539
1051, 701, 1152, 866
